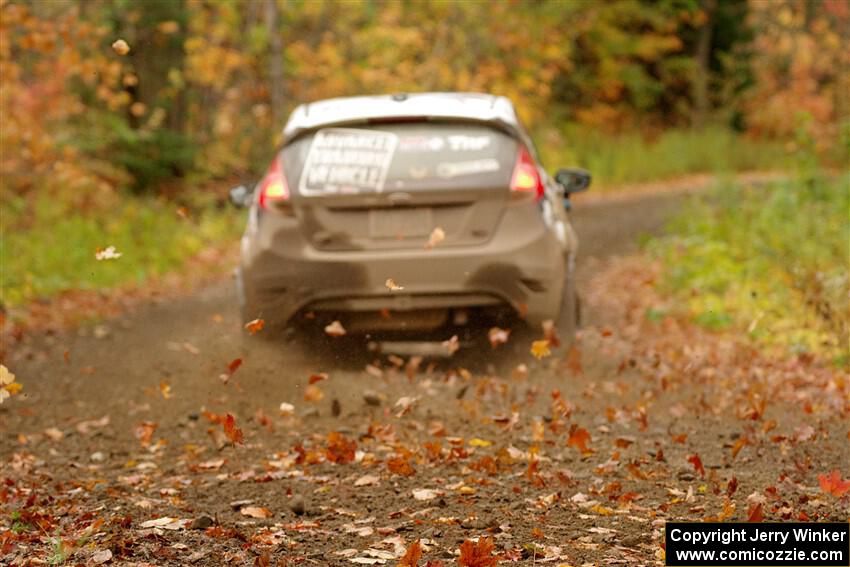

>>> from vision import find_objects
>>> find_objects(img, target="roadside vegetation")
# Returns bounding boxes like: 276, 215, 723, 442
651, 143, 849, 363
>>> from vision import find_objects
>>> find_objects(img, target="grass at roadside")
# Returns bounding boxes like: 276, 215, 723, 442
0, 191, 242, 310
650, 171, 849, 363
537, 126, 788, 188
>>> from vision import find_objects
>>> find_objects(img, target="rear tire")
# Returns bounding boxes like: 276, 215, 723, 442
556, 275, 579, 346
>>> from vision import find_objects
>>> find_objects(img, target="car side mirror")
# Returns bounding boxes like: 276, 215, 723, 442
555, 168, 592, 194
229, 184, 253, 208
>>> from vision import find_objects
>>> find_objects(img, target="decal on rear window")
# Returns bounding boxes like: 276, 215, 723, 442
436, 158, 500, 178
298, 128, 398, 195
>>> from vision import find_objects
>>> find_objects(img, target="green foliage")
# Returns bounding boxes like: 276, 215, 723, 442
0, 192, 241, 308
538, 125, 788, 187
651, 172, 849, 362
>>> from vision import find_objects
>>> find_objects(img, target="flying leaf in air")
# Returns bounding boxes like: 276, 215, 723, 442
95, 246, 122, 260
111, 39, 130, 55
223, 414, 244, 445
325, 320, 346, 337
425, 226, 445, 249
244, 318, 265, 334
531, 339, 551, 360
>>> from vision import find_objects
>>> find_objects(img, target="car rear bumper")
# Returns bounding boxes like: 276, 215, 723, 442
238, 206, 568, 329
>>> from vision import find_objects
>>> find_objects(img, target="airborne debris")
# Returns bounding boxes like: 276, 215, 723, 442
95, 245, 122, 260
425, 226, 445, 249
111, 38, 130, 55
325, 320, 347, 337
244, 318, 265, 334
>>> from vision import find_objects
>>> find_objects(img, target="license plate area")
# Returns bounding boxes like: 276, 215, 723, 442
369, 208, 432, 239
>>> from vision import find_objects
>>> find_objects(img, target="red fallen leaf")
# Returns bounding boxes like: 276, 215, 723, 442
727, 477, 738, 497
687, 454, 705, 478
458, 537, 498, 567
565, 345, 583, 375
223, 414, 244, 445
387, 456, 415, 477
398, 539, 422, 566
818, 470, 850, 497
531, 527, 545, 539
308, 373, 328, 385
325, 431, 356, 464
626, 462, 648, 480
228, 358, 243, 374
747, 502, 764, 522
134, 422, 157, 447
566, 425, 591, 453
244, 318, 265, 335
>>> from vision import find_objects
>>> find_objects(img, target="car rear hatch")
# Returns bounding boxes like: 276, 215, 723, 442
280, 120, 521, 251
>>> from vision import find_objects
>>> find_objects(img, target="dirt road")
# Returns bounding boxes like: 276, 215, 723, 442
2, 190, 846, 566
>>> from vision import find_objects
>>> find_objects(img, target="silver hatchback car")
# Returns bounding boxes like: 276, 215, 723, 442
230, 92, 590, 339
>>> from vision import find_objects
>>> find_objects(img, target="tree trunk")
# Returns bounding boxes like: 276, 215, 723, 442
265, 0, 285, 128
693, 0, 717, 129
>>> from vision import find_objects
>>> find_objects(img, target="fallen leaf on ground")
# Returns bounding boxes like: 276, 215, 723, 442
354, 474, 381, 487
326, 431, 357, 464
244, 318, 265, 334
325, 320, 347, 337
159, 380, 172, 399
91, 549, 113, 564
134, 422, 157, 447
747, 502, 764, 522
398, 539, 422, 566
818, 470, 850, 497
567, 426, 591, 453
140, 517, 188, 530
458, 537, 498, 567
240, 506, 272, 518
44, 427, 64, 442
412, 488, 439, 501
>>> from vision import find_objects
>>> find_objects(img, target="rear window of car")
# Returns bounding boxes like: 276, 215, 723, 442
282, 122, 518, 195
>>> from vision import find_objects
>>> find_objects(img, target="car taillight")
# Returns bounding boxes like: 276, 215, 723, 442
257, 156, 289, 210
510, 146, 544, 200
